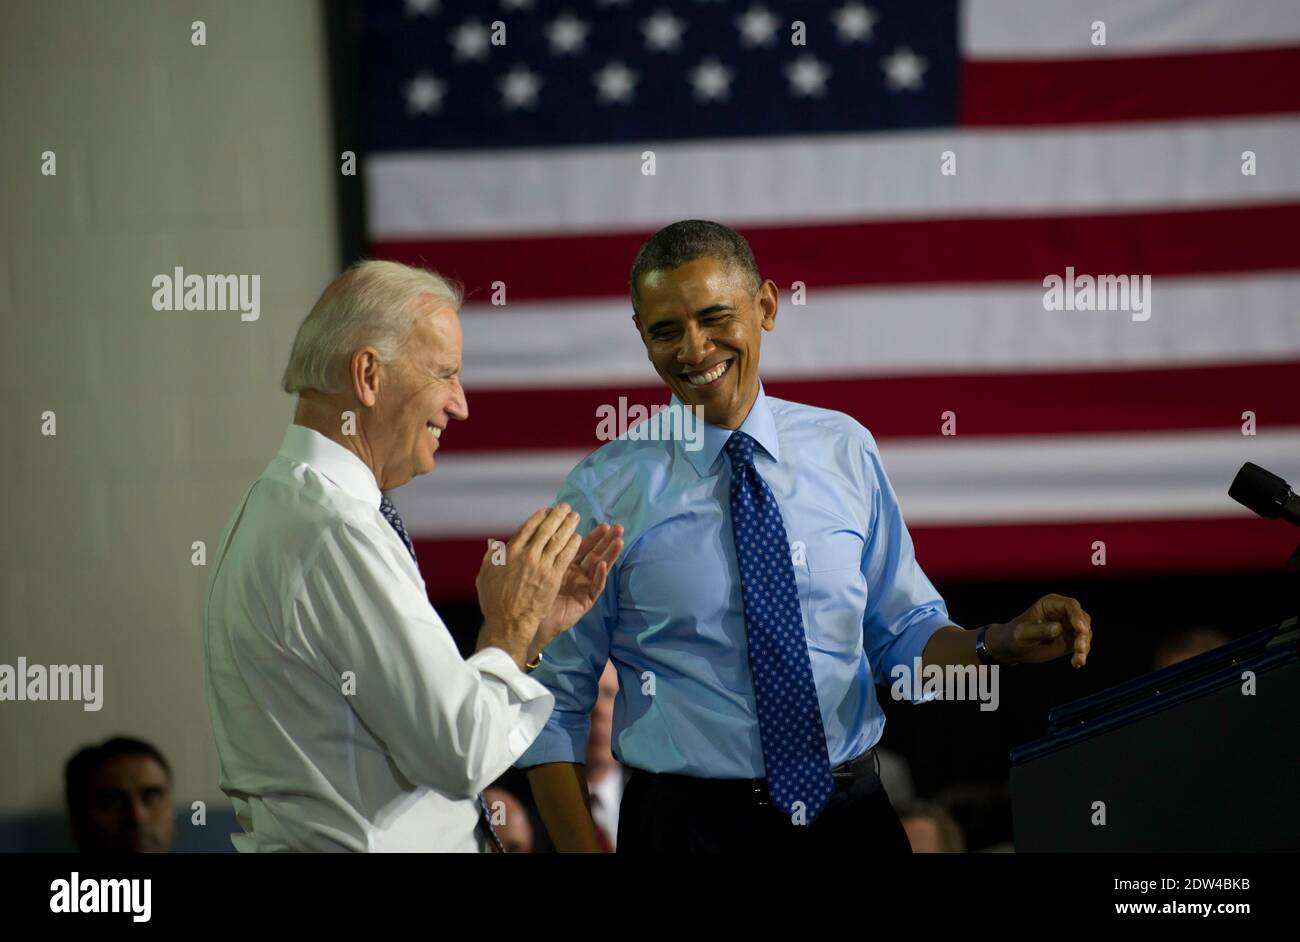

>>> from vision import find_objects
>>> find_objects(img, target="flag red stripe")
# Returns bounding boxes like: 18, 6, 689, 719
413, 516, 1298, 601
374, 204, 1300, 303
909, 516, 1300, 580
439, 361, 1300, 453
960, 45, 1300, 126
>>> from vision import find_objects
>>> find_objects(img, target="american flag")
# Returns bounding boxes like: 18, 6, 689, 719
360, 0, 1300, 600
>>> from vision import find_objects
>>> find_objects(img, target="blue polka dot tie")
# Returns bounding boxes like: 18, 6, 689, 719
379, 494, 507, 853
725, 431, 834, 825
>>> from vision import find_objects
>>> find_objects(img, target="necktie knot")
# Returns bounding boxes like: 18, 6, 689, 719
725, 430, 756, 469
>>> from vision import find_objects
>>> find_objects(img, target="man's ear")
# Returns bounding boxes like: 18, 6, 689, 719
758, 278, 779, 332
351, 347, 381, 408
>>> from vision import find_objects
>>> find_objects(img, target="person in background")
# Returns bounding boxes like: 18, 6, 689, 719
65, 737, 175, 853
1152, 625, 1231, 670
895, 799, 965, 853
875, 748, 916, 806
585, 661, 623, 852
483, 786, 534, 853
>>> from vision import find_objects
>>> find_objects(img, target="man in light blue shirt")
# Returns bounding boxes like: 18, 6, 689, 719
518, 220, 1093, 853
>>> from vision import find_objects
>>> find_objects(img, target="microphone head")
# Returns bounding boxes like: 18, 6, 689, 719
1229, 462, 1292, 519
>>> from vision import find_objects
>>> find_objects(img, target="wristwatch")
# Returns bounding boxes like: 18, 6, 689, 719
975, 624, 1010, 667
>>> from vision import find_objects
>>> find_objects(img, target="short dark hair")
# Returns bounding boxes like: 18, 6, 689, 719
65, 737, 171, 820
629, 220, 761, 314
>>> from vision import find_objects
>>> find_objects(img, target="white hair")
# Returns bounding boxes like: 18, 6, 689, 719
282, 259, 463, 395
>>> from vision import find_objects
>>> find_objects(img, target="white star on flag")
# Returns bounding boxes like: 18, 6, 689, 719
833, 3, 878, 43
546, 13, 590, 55
881, 46, 927, 91
737, 5, 779, 48
690, 58, 733, 101
499, 65, 543, 109
642, 10, 686, 52
405, 73, 446, 114
785, 55, 831, 97
450, 19, 491, 61
404, 0, 439, 17
594, 61, 638, 104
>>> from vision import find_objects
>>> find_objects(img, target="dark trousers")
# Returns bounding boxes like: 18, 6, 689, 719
616, 751, 913, 853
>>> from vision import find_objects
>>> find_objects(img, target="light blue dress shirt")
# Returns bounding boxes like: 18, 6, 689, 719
516, 385, 956, 778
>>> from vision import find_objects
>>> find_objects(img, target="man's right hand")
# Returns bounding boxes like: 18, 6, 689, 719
475, 503, 582, 671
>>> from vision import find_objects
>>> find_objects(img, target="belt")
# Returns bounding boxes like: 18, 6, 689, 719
637, 747, 881, 808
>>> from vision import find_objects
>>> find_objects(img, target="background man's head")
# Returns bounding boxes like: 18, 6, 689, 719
1152, 625, 1231, 671
65, 737, 174, 853
283, 260, 468, 490
630, 220, 778, 429
482, 786, 534, 854
896, 799, 965, 853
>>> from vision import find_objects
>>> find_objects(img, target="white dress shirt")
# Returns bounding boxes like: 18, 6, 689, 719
203, 424, 553, 852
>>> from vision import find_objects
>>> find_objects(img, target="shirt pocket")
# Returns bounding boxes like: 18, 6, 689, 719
806, 532, 863, 573
803, 532, 868, 654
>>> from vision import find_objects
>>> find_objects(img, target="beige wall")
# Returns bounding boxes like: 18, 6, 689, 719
0, 0, 339, 816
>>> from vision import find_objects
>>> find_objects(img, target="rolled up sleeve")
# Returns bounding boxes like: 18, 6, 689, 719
858, 433, 957, 704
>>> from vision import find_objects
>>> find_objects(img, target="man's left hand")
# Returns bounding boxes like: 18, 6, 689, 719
988, 593, 1093, 667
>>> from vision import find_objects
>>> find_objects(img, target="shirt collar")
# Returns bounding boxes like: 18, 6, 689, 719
278, 424, 383, 508
681, 382, 780, 477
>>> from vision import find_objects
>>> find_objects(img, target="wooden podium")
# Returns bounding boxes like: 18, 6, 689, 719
1010, 616, 1300, 851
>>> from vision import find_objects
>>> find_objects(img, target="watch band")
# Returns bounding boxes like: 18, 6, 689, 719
975, 624, 1007, 667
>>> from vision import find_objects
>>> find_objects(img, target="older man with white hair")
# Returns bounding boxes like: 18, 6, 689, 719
203, 260, 622, 852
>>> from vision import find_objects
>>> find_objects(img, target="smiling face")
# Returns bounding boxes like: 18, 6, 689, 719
371, 298, 469, 489
633, 256, 778, 429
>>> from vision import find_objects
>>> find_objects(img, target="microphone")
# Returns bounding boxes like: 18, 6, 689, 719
1229, 462, 1300, 528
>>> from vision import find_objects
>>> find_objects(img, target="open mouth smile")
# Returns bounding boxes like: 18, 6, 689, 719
681, 359, 733, 389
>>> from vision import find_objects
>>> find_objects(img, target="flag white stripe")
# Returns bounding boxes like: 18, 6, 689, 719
880, 429, 1300, 524
393, 429, 1300, 535
366, 118, 1300, 238
963, 0, 1300, 59
457, 272, 1300, 389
